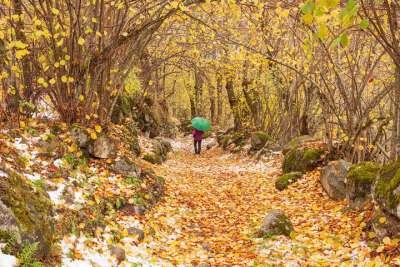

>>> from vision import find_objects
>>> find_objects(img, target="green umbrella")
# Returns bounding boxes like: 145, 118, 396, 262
191, 117, 211, 132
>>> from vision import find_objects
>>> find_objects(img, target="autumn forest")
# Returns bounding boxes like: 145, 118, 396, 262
1, 0, 400, 266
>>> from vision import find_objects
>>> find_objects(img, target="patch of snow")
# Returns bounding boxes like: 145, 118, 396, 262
13, 138, 28, 151
73, 189, 85, 204
0, 170, 8, 178
0, 253, 18, 267
48, 183, 66, 205
53, 158, 64, 168
25, 172, 41, 181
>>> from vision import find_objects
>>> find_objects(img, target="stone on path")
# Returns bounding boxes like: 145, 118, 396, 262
320, 160, 351, 200
259, 210, 294, 237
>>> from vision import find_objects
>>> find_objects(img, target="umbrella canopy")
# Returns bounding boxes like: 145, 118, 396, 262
191, 117, 211, 132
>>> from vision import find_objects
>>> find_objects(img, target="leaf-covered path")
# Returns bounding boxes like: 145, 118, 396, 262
142, 138, 373, 266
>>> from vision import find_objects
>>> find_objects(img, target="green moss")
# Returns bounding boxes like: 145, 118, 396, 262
303, 148, 324, 161
375, 160, 400, 210
251, 131, 271, 150
0, 167, 54, 258
263, 214, 293, 237
143, 153, 162, 164
282, 148, 325, 173
222, 136, 231, 149
275, 172, 303, 191
347, 162, 380, 184
230, 132, 246, 146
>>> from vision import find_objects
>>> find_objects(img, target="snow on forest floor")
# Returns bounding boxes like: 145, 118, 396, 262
1, 131, 398, 266
0, 128, 168, 267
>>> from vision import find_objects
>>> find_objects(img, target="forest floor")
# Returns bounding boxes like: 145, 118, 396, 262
140, 137, 385, 267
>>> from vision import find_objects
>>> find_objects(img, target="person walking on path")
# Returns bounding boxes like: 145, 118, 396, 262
192, 128, 204, 154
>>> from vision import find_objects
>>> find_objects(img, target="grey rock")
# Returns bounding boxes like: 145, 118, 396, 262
111, 246, 126, 263
371, 209, 400, 240
112, 157, 141, 177
206, 140, 217, 150
250, 131, 269, 151
88, 134, 116, 159
71, 127, 89, 148
134, 205, 146, 215
320, 160, 352, 200
127, 227, 145, 242
259, 210, 293, 237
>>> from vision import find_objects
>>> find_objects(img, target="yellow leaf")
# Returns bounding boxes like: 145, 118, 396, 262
383, 236, 391, 245
49, 78, 56, 85
90, 132, 97, 140
289, 231, 297, 239
37, 77, 45, 84
68, 144, 77, 153
379, 217, 386, 224
368, 231, 377, 238
51, 8, 60, 15
61, 76, 68, 83
78, 37, 85, 46
303, 14, 313, 25
95, 125, 102, 133
79, 95, 85, 101
15, 49, 30, 59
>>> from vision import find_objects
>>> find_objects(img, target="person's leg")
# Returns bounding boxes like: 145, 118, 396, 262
198, 140, 202, 154
194, 140, 198, 154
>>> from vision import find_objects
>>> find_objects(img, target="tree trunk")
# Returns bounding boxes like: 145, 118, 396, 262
208, 86, 216, 124
391, 66, 400, 160
13, 0, 34, 102
216, 74, 223, 124
226, 79, 241, 130
194, 72, 203, 116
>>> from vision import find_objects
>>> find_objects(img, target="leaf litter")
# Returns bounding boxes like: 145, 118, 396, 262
141, 136, 398, 266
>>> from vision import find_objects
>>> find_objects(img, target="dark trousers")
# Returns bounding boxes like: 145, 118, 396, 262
194, 140, 202, 154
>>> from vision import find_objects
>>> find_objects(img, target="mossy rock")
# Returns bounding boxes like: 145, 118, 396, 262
230, 132, 247, 147
0, 165, 55, 259
143, 153, 162, 164
282, 147, 325, 173
127, 125, 141, 156
373, 160, 400, 219
275, 172, 303, 191
370, 209, 400, 240
346, 162, 380, 209
283, 135, 316, 155
221, 135, 231, 149
219, 131, 248, 150
251, 131, 270, 151
259, 210, 294, 237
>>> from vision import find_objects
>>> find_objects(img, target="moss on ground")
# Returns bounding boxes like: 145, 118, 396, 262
282, 148, 325, 173
275, 172, 303, 191
251, 131, 270, 150
143, 153, 162, 164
